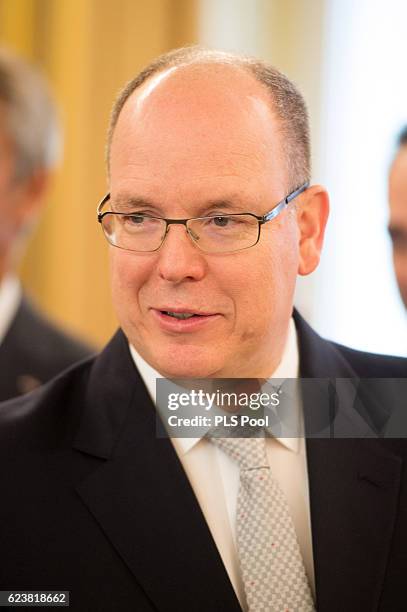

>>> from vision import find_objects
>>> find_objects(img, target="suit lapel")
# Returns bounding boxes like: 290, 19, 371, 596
73, 331, 241, 612
295, 311, 402, 610
72, 319, 403, 611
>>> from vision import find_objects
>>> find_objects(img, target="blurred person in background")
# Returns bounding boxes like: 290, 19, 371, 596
388, 125, 407, 309
0, 48, 93, 401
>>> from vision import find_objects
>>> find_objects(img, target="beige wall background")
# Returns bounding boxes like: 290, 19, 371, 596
197, 0, 327, 322
0, 0, 326, 347
0, 0, 197, 347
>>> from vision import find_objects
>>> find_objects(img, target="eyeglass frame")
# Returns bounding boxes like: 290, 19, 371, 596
96, 181, 310, 253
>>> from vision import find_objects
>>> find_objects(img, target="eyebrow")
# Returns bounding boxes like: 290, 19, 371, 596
111, 196, 158, 212
202, 200, 249, 214
111, 195, 252, 216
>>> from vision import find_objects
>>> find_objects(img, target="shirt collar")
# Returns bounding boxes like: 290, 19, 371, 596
130, 317, 300, 455
0, 275, 21, 345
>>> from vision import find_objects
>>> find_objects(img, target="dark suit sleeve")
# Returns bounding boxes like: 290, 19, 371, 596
0, 296, 95, 401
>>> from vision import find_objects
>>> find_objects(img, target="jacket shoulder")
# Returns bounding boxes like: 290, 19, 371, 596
9, 297, 95, 363
0, 298, 95, 400
293, 309, 407, 378
0, 356, 95, 448
331, 342, 407, 377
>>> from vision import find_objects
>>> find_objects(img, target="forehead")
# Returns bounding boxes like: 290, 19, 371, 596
389, 146, 407, 220
109, 64, 287, 204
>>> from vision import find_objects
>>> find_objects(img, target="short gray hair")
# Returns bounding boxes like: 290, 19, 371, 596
107, 46, 310, 188
0, 48, 61, 182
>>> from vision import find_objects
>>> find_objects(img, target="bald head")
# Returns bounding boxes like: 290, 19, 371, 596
107, 47, 310, 191
110, 62, 289, 196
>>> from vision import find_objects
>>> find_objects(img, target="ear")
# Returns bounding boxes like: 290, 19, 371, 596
297, 184, 329, 276
15, 168, 51, 228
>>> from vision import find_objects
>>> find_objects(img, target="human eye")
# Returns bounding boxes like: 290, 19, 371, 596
208, 215, 242, 229
119, 214, 164, 235
122, 213, 145, 225
194, 214, 256, 245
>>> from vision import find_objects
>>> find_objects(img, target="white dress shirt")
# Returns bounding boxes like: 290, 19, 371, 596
130, 318, 315, 610
0, 276, 21, 346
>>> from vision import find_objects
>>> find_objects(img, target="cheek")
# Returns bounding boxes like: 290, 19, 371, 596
258, 222, 300, 293
109, 250, 151, 315
230, 228, 299, 335
110, 251, 129, 298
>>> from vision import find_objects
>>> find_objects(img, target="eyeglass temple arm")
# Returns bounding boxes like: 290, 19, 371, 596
262, 182, 309, 223
97, 193, 111, 221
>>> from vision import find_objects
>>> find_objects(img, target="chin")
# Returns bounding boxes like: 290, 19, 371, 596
155, 359, 219, 379
150, 347, 224, 379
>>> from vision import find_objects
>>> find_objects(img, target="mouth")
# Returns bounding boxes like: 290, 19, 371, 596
161, 311, 202, 320
151, 307, 221, 331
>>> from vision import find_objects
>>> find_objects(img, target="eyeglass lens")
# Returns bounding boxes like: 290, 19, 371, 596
101, 213, 260, 253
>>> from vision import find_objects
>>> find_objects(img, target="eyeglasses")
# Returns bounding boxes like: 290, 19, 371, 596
97, 182, 309, 254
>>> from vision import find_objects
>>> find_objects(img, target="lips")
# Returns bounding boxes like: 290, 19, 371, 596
155, 306, 216, 317
151, 307, 220, 332
163, 311, 197, 320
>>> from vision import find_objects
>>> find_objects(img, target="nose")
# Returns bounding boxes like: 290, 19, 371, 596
156, 223, 207, 283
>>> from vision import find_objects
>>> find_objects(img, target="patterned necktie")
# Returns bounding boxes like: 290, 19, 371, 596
210, 433, 315, 612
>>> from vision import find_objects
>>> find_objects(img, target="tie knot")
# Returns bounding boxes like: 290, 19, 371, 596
208, 434, 268, 471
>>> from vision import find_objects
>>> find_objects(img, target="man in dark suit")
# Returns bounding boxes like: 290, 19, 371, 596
0, 49, 93, 401
0, 294, 93, 400
0, 47, 406, 611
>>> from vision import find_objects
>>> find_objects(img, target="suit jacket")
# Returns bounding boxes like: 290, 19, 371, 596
0, 311, 406, 612
0, 295, 94, 401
